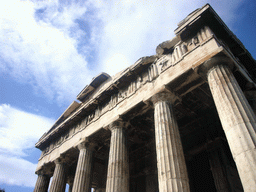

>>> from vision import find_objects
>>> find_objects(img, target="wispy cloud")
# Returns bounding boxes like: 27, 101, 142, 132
0, 104, 54, 187
0, 0, 94, 105
0, 155, 37, 187
0, 104, 54, 156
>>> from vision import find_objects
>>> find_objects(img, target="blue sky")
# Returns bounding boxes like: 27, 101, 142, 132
0, 0, 255, 191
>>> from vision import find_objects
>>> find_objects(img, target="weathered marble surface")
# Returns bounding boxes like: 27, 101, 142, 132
49, 159, 66, 192
106, 121, 129, 192
152, 92, 190, 192
72, 141, 93, 192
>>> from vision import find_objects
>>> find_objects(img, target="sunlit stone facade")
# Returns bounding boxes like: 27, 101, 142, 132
34, 4, 256, 192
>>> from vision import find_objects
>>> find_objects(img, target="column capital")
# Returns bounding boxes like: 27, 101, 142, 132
54, 157, 65, 165
77, 139, 96, 151
34, 172, 50, 192
197, 55, 233, 77
108, 120, 125, 131
35, 169, 48, 176
151, 91, 178, 105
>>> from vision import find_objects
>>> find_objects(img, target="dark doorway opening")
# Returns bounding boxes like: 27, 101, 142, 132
188, 151, 216, 192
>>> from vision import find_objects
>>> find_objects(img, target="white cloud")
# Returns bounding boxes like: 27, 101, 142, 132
0, 104, 55, 187
0, 0, 93, 104
0, 104, 54, 156
0, 155, 37, 187
105, 53, 129, 74
92, 0, 244, 75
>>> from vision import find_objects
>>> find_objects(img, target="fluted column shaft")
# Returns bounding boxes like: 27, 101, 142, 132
207, 147, 230, 192
72, 142, 93, 192
207, 64, 256, 191
33, 174, 50, 192
106, 121, 129, 192
152, 93, 190, 192
49, 159, 66, 192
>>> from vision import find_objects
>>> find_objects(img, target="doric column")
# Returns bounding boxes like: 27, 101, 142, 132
106, 120, 129, 192
72, 140, 94, 192
152, 92, 190, 192
203, 56, 256, 191
207, 140, 230, 192
207, 139, 243, 192
33, 171, 50, 192
49, 159, 66, 192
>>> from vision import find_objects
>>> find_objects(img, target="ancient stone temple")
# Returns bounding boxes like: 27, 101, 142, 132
34, 4, 256, 192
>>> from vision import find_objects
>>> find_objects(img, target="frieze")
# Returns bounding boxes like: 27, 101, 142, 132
153, 42, 186, 75
40, 26, 215, 159
186, 26, 214, 52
